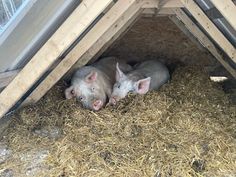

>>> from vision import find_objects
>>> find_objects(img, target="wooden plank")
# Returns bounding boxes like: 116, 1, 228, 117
209, 0, 236, 31
174, 8, 236, 79
180, 0, 236, 64
142, 8, 175, 16
0, 69, 20, 89
142, 0, 159, 8
23, 0, 144, 105
159, 0, 183, 8
0, 0, 113, 118
169, 15, 205, 51
87, 10, 142, 65
143, 0, 183, 8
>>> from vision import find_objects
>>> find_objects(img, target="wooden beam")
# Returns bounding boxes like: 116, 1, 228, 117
209, 0, 236, 31
174, 8, 236, 79
180, 0, 236, 64
23, 0, 144, 105
142, 8, 176, 16
0, 69, 20, 90
87, 10, 142, 65
159, 0, 183, 8
142, 0, 183, 8
142, 0, 158, 9
169, 15, 205, 51
0, 0, 113, 118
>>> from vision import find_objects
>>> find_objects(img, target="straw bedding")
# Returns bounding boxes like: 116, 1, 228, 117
0, 66, 236, 177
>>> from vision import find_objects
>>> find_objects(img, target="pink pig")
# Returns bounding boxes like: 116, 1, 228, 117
109, 60, 170, 105
65, 57, 132, 110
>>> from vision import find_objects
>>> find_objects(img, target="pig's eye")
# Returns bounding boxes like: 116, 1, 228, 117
79, 96, 83, 101
91, 87, 95, 91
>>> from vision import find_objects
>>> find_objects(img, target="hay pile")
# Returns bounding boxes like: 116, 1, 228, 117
0, 66, 236, 177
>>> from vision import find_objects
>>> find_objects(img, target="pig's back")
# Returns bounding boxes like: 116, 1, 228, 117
135, 60, 170, 90
93, 57, 133, 83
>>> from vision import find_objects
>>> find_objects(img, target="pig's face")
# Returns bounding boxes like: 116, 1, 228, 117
110, 79, 134, 104
109, 63, 151, 105
65, 71, 107, 111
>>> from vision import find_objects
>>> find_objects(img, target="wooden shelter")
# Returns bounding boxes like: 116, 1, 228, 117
0, 0, 236, 119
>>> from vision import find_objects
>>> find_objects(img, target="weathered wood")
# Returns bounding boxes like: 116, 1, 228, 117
24, 0, 144, 105
0, 0, 113, 118
142, 0, 183, 8
142, 8, 175, 16
142, 0, 158, 8
174, 8, 236, 79
159, 0, 182, 8
180, 0, 236, 64
0, 69, 20, 89
88, 10, 142, 65
209, 0, 236, 31
169, 15, 205, 51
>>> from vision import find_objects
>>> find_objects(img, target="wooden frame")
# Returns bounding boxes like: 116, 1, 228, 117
87, 10, 143, 65
180, 0, 236, 64
23, 0, 145, 105
1, 0, 236, 118
142, 0, 183, 8
0, 0, 113, 118
142, 8, 176, 16
209, 0, 236, 31
174, 8, 236, 79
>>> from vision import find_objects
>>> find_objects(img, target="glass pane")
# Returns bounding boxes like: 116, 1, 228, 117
0, 0, 28, 34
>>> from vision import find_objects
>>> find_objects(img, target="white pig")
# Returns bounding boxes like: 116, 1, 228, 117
109, 60, 170, 105
65, 57, 132, 110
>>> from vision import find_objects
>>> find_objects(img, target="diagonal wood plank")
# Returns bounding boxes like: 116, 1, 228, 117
0, 0, 113, 118
24, 0, 145, 105
209, 0, 236, 31
174, 8, 236, 79
87, 9, 142, 65
180, 0, 236, 64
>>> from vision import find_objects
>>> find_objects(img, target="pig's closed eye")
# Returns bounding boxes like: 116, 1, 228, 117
115, 83, 120, 89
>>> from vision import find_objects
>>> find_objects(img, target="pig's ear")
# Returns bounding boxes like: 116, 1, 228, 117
65, 86, 76, 99
86, 71, 97, 83
134, 77, 151, 94
116, 63, 126, 81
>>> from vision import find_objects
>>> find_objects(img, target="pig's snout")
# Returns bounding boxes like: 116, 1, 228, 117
109, 96, 119, 105
92, 100, 103, 111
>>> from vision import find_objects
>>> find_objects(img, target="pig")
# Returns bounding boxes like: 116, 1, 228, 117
65, 57, 132, 110
109, 60, 170, 105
